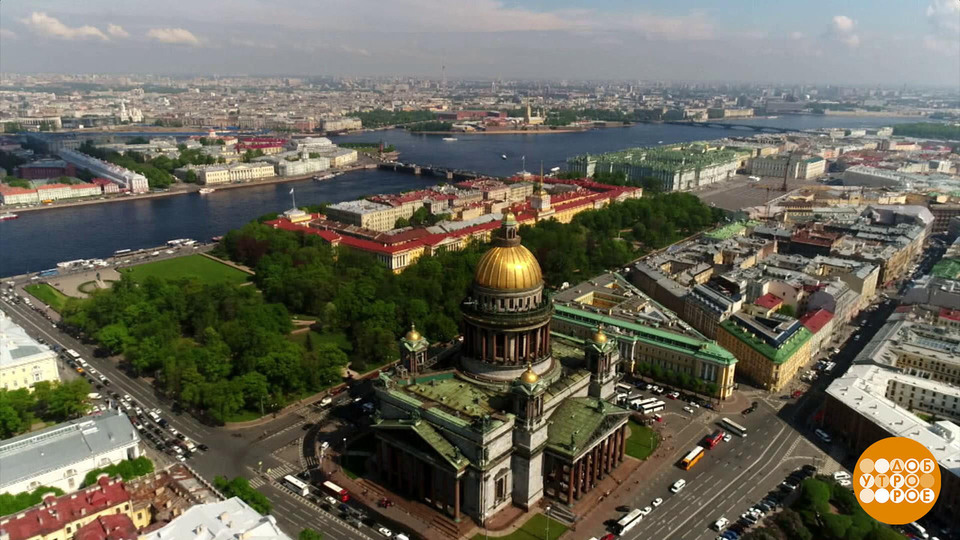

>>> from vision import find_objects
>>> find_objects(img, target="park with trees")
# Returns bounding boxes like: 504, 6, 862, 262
0, 379, 92, 438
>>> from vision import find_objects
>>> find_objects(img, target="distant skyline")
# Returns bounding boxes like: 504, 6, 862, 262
1, 0, 958, 86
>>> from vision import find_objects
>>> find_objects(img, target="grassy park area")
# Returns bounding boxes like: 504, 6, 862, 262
25, 283, 70, 312
472, 513, 568, 540
625, 420, 659, 460
121, 254, 249, 285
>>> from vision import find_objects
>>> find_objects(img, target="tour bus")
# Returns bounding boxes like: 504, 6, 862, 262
613, 509, 644, 534
630, 397, 658, 409
640, 400, 666, 414
703, 430, 724, 449
720, 417, 748, 437
680, 446, 705, 470
322, 480, 350, 502
616, 382, 633, 395
284, 475, 310, 497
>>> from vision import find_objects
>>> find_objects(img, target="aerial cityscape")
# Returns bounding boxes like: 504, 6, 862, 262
1, 2, 959, 540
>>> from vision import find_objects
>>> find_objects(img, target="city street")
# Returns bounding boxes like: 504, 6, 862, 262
0, 292, 371, 540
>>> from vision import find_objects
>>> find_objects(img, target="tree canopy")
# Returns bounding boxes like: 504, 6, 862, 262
354, 109, 436, 128
214, 476, 272, 515
892, 122, 960, 141
61, 274, 346, 423
0, 379, 92, 438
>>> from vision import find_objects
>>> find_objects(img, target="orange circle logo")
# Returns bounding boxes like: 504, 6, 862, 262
854, 437, 940, 525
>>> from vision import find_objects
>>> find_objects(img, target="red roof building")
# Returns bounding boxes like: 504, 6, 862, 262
0, 476, 135, 540
939, 308, 960, 323
755, 293, 784, 311
799, 308, 834, 335
74, 514, 138, 540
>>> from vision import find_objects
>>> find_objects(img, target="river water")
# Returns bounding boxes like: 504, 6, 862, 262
1, 115, 919, 276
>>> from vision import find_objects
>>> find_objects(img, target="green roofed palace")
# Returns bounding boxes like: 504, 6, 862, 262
567, 142, 749, 192
717, 312, 812, 392
371, 216, 631, 526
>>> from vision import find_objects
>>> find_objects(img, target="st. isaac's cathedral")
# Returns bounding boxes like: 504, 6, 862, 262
372, 213, 631, 523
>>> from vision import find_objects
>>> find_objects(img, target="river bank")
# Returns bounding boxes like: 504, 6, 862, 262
6, 163, 380, 214
411, 127, 588, 135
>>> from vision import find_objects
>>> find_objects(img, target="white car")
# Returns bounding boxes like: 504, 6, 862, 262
670, 479, 686, 493
640, 505, 653, 516
169, 428, 180, 437
651, 497, 663, 508
377, 527, 392, 537
713, 517, 729, 531
723, 433, 732, 442
683, 406, 694, 414
319, 396, 333, 407
833, 470, 851, 481
324, 496, 338, 507
688, 401, 699, 408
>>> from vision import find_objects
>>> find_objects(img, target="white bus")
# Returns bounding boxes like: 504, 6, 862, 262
613, 509, 644, 534
641, 400, 666, 414
65, 349, 81, 361
720, 418, 748, 437
284, 475, 310, 497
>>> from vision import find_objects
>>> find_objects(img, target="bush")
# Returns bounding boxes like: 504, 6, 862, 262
0, 485, 65, 516
83, 456, 154, 486
214, 476, 272, 515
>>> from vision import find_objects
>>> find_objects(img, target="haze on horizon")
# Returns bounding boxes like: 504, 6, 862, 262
0, 0, 958, 86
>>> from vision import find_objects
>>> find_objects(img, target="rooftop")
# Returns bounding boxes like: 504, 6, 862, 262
0, 311, 56, 370
720, 313, 812, 364
0, 476, 131, 540
0, 410, 139, 490
546, 397, 630, 459
138, 497, 292, 540
403, 374, 498, 419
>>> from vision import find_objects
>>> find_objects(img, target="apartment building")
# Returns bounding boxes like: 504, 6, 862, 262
718, 312, 812, 392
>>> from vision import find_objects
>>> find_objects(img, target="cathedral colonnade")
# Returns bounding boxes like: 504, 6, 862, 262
543, 424, 628, 505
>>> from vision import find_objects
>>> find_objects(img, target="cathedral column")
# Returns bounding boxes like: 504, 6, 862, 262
480, 329, 487, 361
573, 460, 581, 500
454, 475, 461, 522
606, 433, 616, 473
566, 464, 574, 503
376, 439, 383, 478
619, 426, 627, 462
593, 445, 601, 483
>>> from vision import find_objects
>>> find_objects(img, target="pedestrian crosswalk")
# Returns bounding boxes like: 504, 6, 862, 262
248, 462, 298, 489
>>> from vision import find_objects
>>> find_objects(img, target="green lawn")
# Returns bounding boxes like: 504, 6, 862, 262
25, 283, 70, 312
472, 514, 567, 540
625, 420, 659, 460
121, 254, 249, 285
222, 409, 262, 423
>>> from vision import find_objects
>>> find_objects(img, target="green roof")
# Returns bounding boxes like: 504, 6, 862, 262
569, 143, 742, 172
553, 304, 737, 366
704, 221, 747, 240
374, 419, 470, 471
932, 258, 960, 280
546, 397, 630, 459
404, 376, 497, 419
719, 318, 812, 364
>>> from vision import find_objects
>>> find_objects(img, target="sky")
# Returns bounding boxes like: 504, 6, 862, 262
0, 0, 958, 86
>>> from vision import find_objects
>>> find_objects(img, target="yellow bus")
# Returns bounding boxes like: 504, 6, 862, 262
680, 445, 705, 470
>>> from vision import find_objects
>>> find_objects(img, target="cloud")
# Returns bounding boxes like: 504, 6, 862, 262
828, 14, 860, 48
790, 31, 804, 40
229, 38, 276, 49
926, 0, 960, 33
147, 27, 201, 46
107, 24, 129, 38
339, 44, 371, 57
20, 12, 109, 41
923, 1, 959, 56
0, 28, 17, 40
831, 15, 855, 33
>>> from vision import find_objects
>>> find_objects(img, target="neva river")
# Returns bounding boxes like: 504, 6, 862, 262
1, 115, 919, 276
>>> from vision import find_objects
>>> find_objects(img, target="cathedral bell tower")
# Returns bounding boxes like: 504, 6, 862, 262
509, 362, 547, 510
585, 326, 620, 400
397, 324, 429, 381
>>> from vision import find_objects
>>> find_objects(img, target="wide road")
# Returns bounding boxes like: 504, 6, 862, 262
0, 293, 369, 540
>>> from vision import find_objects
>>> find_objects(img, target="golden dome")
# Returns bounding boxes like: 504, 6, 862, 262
405, 324, 422, 342
593, 327, 607, 343
474, 245, 543, 290
520, 365, 540, 384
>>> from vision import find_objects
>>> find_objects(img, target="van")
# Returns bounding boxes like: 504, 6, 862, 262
148, 411, 162, 423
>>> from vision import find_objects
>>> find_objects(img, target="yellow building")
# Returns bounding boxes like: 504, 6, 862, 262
717, 313, 812, 392
1, 313, 60, 391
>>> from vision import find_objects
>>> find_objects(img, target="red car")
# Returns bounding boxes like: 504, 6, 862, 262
791, 390, 804, 398
600, 534, 617, 540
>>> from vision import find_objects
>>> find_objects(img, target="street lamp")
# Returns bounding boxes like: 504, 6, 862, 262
545, 506, 551, 540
